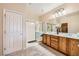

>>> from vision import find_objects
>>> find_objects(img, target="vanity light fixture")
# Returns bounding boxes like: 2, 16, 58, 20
54, 8, 64, 18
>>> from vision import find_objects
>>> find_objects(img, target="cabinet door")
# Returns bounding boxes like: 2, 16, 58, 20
69, 39, 79, 56
59, 37, 67, 54
42, 34, 47, 44
46, 35, 50, 46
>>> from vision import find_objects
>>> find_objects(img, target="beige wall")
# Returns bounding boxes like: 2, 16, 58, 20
40, 3, 79, 22
60, 12, 79, 33
0, 3, 39, 55
39, 3, 79, 33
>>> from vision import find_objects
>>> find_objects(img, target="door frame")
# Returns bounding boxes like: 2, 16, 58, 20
3, 9, 25, 55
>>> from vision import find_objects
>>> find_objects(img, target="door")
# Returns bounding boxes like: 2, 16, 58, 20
3, 10, 23, 55
59, 37, 67, 54
26, 22, 35, 43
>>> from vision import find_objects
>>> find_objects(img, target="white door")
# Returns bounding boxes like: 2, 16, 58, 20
26, 22, 35, 43
3, 10, 23, 55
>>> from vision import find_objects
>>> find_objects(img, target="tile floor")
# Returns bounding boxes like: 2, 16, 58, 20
6, 42, 65, 56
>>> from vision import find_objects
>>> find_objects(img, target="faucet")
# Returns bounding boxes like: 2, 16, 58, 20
56, 27, 60, 34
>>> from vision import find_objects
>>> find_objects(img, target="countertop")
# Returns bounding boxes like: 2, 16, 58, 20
42, 32, 79, 39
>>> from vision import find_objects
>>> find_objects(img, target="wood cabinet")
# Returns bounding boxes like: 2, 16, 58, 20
42, 34, 79, 56
51, 35, 59, 50
46, 35, 51, 46
68, 39, 79, 56
42, 34, 47, 44
59, 37, 67, 54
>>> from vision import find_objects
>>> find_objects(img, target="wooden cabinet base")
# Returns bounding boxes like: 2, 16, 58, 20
42, 34, 79, 56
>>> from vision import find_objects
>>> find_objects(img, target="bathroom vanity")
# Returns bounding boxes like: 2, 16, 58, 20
41, 32, 79, 56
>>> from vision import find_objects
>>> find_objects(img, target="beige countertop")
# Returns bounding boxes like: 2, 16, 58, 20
42, 32, 79, 39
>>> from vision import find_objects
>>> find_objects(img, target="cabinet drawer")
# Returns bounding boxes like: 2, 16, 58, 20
51, 43, 58, 49
51, 35, 58, 39
51, 38, 58, 42
47, 35, 50, 39
51, 40, 58, 49
51, 40, 58, 44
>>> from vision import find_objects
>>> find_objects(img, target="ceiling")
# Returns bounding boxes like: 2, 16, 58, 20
26, 3, 64, 16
